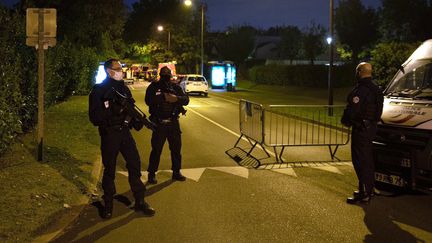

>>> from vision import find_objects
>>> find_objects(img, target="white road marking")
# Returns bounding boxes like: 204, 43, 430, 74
208, 166, 249, 179
117, 166, 248, 181
271, 168, 298, 177
312, 165, 343, 175
179, 168, 206, 182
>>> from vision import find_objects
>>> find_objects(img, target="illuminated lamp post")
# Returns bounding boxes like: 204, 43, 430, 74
184, 0, 205, 75
157, 25, 171, 50
328, 0, 334, 116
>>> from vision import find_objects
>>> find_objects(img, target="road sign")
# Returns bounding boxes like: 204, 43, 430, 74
26, 8, 57, 161
26, 8, 56, 38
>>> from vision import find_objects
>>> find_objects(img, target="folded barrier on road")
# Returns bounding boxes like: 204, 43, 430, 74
229, 99, 350, 165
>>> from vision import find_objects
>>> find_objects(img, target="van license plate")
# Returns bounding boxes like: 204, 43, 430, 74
375, 172, 405, 187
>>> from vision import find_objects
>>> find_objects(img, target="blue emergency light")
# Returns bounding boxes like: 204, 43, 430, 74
209, 61, 236, 90
95, 64, 106, 84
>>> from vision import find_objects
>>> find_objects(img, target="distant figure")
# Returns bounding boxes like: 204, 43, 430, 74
89, 59, 155, 218
145, 66, 189, 184
341, 62, 383, 204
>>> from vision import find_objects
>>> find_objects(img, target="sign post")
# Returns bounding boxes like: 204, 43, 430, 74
26, 8, 56, 161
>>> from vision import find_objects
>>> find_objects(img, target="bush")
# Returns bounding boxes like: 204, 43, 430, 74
370, 42, 420, 86
248, 64, 355, 88
0, 7, 99, 155
0, 7, 28, 154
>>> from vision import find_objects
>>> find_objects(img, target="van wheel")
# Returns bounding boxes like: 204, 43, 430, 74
204, 93, 208, 97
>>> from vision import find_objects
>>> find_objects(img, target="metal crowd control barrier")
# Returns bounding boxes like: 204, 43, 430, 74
232, 100, 350, 163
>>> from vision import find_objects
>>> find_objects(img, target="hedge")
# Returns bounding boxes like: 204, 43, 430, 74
248, 64, 355, 88
0, 7, 99, 156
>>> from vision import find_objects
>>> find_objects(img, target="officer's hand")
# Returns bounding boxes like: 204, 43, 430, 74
164, 93, 178, 103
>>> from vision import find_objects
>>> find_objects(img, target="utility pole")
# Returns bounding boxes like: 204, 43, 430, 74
200, 3, 205, 76
328, 0, 334, 116
26, 8, 56, 161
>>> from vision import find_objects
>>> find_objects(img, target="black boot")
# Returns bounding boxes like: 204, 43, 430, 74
347, 192, 371, 204
172, 171, 186, 181
148, 172, 157, 184
135, 199, 155, 216
102, 198, 113, 219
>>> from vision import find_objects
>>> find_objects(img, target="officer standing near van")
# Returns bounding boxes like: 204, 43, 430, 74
89, 59, 155, 218
341, 62, 383, 204
145, 66, 189, 184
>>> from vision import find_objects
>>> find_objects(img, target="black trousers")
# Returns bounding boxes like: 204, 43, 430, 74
100, 128, 145, 200
351, 123, 377, 195
148, 120, 182, 174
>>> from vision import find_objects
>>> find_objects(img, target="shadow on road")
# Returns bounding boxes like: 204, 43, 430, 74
355, 193, 432, 242
52, 179, 174, 242
226, 146, 350, 169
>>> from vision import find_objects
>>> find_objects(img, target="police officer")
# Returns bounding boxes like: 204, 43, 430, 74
89, 59, 155, 218
145, 66, 189, 184
342, 62, 383, 204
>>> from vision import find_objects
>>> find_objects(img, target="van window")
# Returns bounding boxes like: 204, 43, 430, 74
387, 60, 432, 97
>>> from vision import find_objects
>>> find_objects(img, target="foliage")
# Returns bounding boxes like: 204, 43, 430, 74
335, 0, 378, 63
216, 26, 256, 64
0, 6, 29, 154
125, 0, 188, 44
379, 0, 432, 42
302, 22, 326, 65
370, 42, 420, 86
276, 26, 302, 63
248, 64, 355, 88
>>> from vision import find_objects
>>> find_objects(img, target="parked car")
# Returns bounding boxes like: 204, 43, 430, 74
179, 74, 209, 96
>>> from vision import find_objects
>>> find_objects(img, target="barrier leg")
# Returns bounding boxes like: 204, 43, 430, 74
258, 143, 271, 159
234, 134, 243, 148
278, 146, 286, 163
328, 145, 340, 161
247, 142, 258, 156
273, 147, 279, 163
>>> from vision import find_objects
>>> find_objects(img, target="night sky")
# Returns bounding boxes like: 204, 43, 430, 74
2, 0, 381, 31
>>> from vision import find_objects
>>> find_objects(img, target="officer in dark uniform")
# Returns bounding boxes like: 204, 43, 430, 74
89, 59, 155, 218
145, 66, 189, 184
341, 62, 383, 204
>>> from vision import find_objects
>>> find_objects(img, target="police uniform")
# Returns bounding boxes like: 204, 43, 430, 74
145, 77, 189, 182
89, 76, 151, 217
343, 77, 383, 201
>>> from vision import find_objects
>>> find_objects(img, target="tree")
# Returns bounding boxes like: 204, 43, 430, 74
302, 22, 326, 65
215, 25, 256, 65
125, 0, 189, 44
17, 0, 127, 56
335, 0, 378, 63
370, 42, 419, 86
379, 0, 432, 42
277, 26, 302, 63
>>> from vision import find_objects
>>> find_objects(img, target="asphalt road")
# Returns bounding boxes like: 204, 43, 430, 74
52, 85, 432, 243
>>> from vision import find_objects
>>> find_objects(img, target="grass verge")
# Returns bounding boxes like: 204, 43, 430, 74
211, 79, 353, 105
0, 95, 100, 242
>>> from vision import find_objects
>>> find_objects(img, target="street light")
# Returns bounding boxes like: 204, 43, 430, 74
184, 0, 192, 6
184, 0, 205, 75
328, 0, 334, 116
157, 25, 171, 50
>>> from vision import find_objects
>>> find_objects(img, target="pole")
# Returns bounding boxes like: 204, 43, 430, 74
200, 3, 204, 76
37, 10, 45, 161
328, 0, 334, 116
168, 31, 171, 50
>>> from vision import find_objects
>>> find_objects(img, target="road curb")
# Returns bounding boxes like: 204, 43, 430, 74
32, 156, 103, 243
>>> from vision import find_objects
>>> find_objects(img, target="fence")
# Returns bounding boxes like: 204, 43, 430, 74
232, 100, 350, 163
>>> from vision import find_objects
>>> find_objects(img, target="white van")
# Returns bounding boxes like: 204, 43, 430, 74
373, 39, 432, 193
